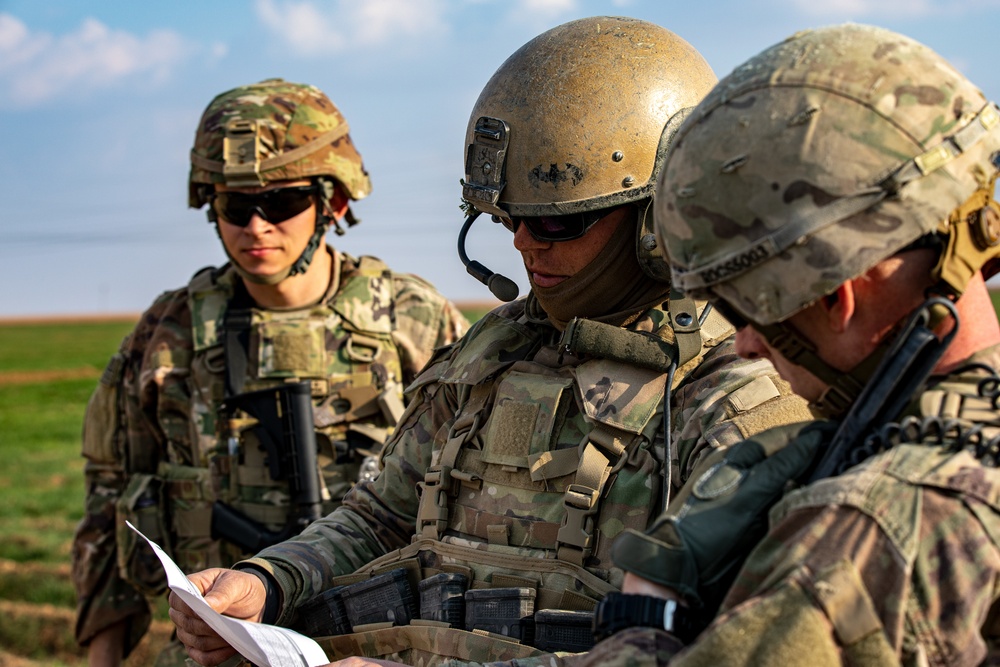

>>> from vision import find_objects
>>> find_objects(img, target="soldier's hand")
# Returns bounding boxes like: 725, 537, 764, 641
325, 659, 408, 667
168, 567, 267, 666
612, 420, 832, 627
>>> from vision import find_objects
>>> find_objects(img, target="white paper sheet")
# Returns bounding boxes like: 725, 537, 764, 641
127, 521, 330, 667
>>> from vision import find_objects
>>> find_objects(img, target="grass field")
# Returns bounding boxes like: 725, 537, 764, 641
0, 306, 494, 666
3, 295, 999, 665
0, 318, 170, 666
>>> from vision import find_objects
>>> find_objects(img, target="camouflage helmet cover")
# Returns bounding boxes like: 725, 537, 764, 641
657, 24, 1000, 325
188, 78, 372, 208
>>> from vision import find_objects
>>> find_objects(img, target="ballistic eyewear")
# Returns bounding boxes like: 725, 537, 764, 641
491, 206, 617, 242
210, 184, 319, 227
709, 298, 750, 330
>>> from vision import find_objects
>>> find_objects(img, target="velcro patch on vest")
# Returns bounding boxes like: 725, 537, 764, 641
488, 402, 538, 462
481, 371, 573, 468
256, 320, 326, 377
276, 333, 312, 369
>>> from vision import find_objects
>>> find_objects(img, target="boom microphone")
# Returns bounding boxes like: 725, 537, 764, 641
457, 211, 519, 302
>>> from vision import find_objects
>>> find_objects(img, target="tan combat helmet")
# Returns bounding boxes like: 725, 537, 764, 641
189, 78, 372, 284
656, 24, 1000, 414
461, 16, 717, 283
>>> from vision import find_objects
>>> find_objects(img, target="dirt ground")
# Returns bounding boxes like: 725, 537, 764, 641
1, 598, 173, 667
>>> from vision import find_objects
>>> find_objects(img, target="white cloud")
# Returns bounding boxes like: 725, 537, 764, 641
0, 13, 189, 108
254, 0, 448, 56
784, 0, 1000, 17
209, 41, 229, 62
513, 0, 578, 18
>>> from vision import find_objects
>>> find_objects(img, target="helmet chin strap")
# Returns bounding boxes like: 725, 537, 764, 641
211, 185, 333, 287
752, 319, 890, 418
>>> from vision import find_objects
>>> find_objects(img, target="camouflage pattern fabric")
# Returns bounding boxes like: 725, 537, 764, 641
655, 24, 1000, 326
239, 294, 813, 665
188, 78, 372, 206
557, 344, 1000, 667
70, 247, 468, 660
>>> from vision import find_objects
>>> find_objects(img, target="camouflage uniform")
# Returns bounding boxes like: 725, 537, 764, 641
239, 293, 812, 664
577, 23, 1000, 667
71, 250, 467, 658
227, 20, 813, 665
572, 345, 1000, 666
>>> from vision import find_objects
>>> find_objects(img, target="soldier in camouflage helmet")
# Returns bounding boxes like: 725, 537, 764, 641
71, 78, 468, 667
167, 18, 812, 667
567, 23, 1000, 665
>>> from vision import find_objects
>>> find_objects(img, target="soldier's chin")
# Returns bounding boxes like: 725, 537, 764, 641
234, 263, 290, 286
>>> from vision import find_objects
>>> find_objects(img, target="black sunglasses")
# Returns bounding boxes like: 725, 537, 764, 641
491, 206, 616, 242
210, 184, 318, 227
709, 298, 750, 330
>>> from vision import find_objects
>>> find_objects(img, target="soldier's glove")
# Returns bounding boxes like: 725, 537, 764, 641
612, 420, 833, 629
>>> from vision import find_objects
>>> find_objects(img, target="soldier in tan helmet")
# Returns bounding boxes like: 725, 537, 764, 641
167, 17, 811, 667
569, 23, 1000, 666
70, 78, 468, 667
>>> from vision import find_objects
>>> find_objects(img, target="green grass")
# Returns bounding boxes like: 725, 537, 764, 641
0, 320, 136, 372
0, 309, 487, 664
0, 379, 92, 565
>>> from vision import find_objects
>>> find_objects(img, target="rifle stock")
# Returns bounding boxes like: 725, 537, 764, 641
211, 381, 323, 553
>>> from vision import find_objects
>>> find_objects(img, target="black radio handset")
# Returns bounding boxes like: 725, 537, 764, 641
457, 210, 519, 302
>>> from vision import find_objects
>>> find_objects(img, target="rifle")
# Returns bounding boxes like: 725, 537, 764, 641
211, 381, 323, 553
807, 296, 959, 483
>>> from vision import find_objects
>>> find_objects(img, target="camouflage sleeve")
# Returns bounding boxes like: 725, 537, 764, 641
71, 329, 151, 652
563, 488, 1000, 667
390, 272, 470, 383
714, 487, 1000, 665
72, 287, 197, 655
245, 346, 461, 624
669, 335, 813, 495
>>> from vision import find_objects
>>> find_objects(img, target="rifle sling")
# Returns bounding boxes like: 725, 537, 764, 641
223, 278, 255, 399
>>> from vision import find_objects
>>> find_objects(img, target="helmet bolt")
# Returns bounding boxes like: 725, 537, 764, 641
483, 162, 493, 175
641, 234, 658, 251
622, 175, 635, 187
612, 151, 624, 162
973, 206, 1000, 248
675, 313, 694, 327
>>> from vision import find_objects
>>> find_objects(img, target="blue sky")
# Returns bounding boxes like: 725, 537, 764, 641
2, 0, 1000, 316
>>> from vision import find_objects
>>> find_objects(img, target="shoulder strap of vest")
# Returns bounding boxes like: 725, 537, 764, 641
556, 421, 640, 566
187, 265, 234, 352
416, 382, 494, 539
667, 290, 702, 369
331, 254, 397, 335
221, 277, 254, 398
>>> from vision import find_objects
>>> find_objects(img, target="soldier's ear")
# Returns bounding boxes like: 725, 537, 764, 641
823, 282, 856, 334
327, 182, 350, 220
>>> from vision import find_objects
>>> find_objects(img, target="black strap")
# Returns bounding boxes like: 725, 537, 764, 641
592, 592, 696, 644
222, 278, 255, 399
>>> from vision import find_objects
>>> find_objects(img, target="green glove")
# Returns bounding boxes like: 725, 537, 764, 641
612, 420, 833, 622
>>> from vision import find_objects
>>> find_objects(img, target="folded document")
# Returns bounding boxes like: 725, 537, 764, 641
126, 521, 329, 667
